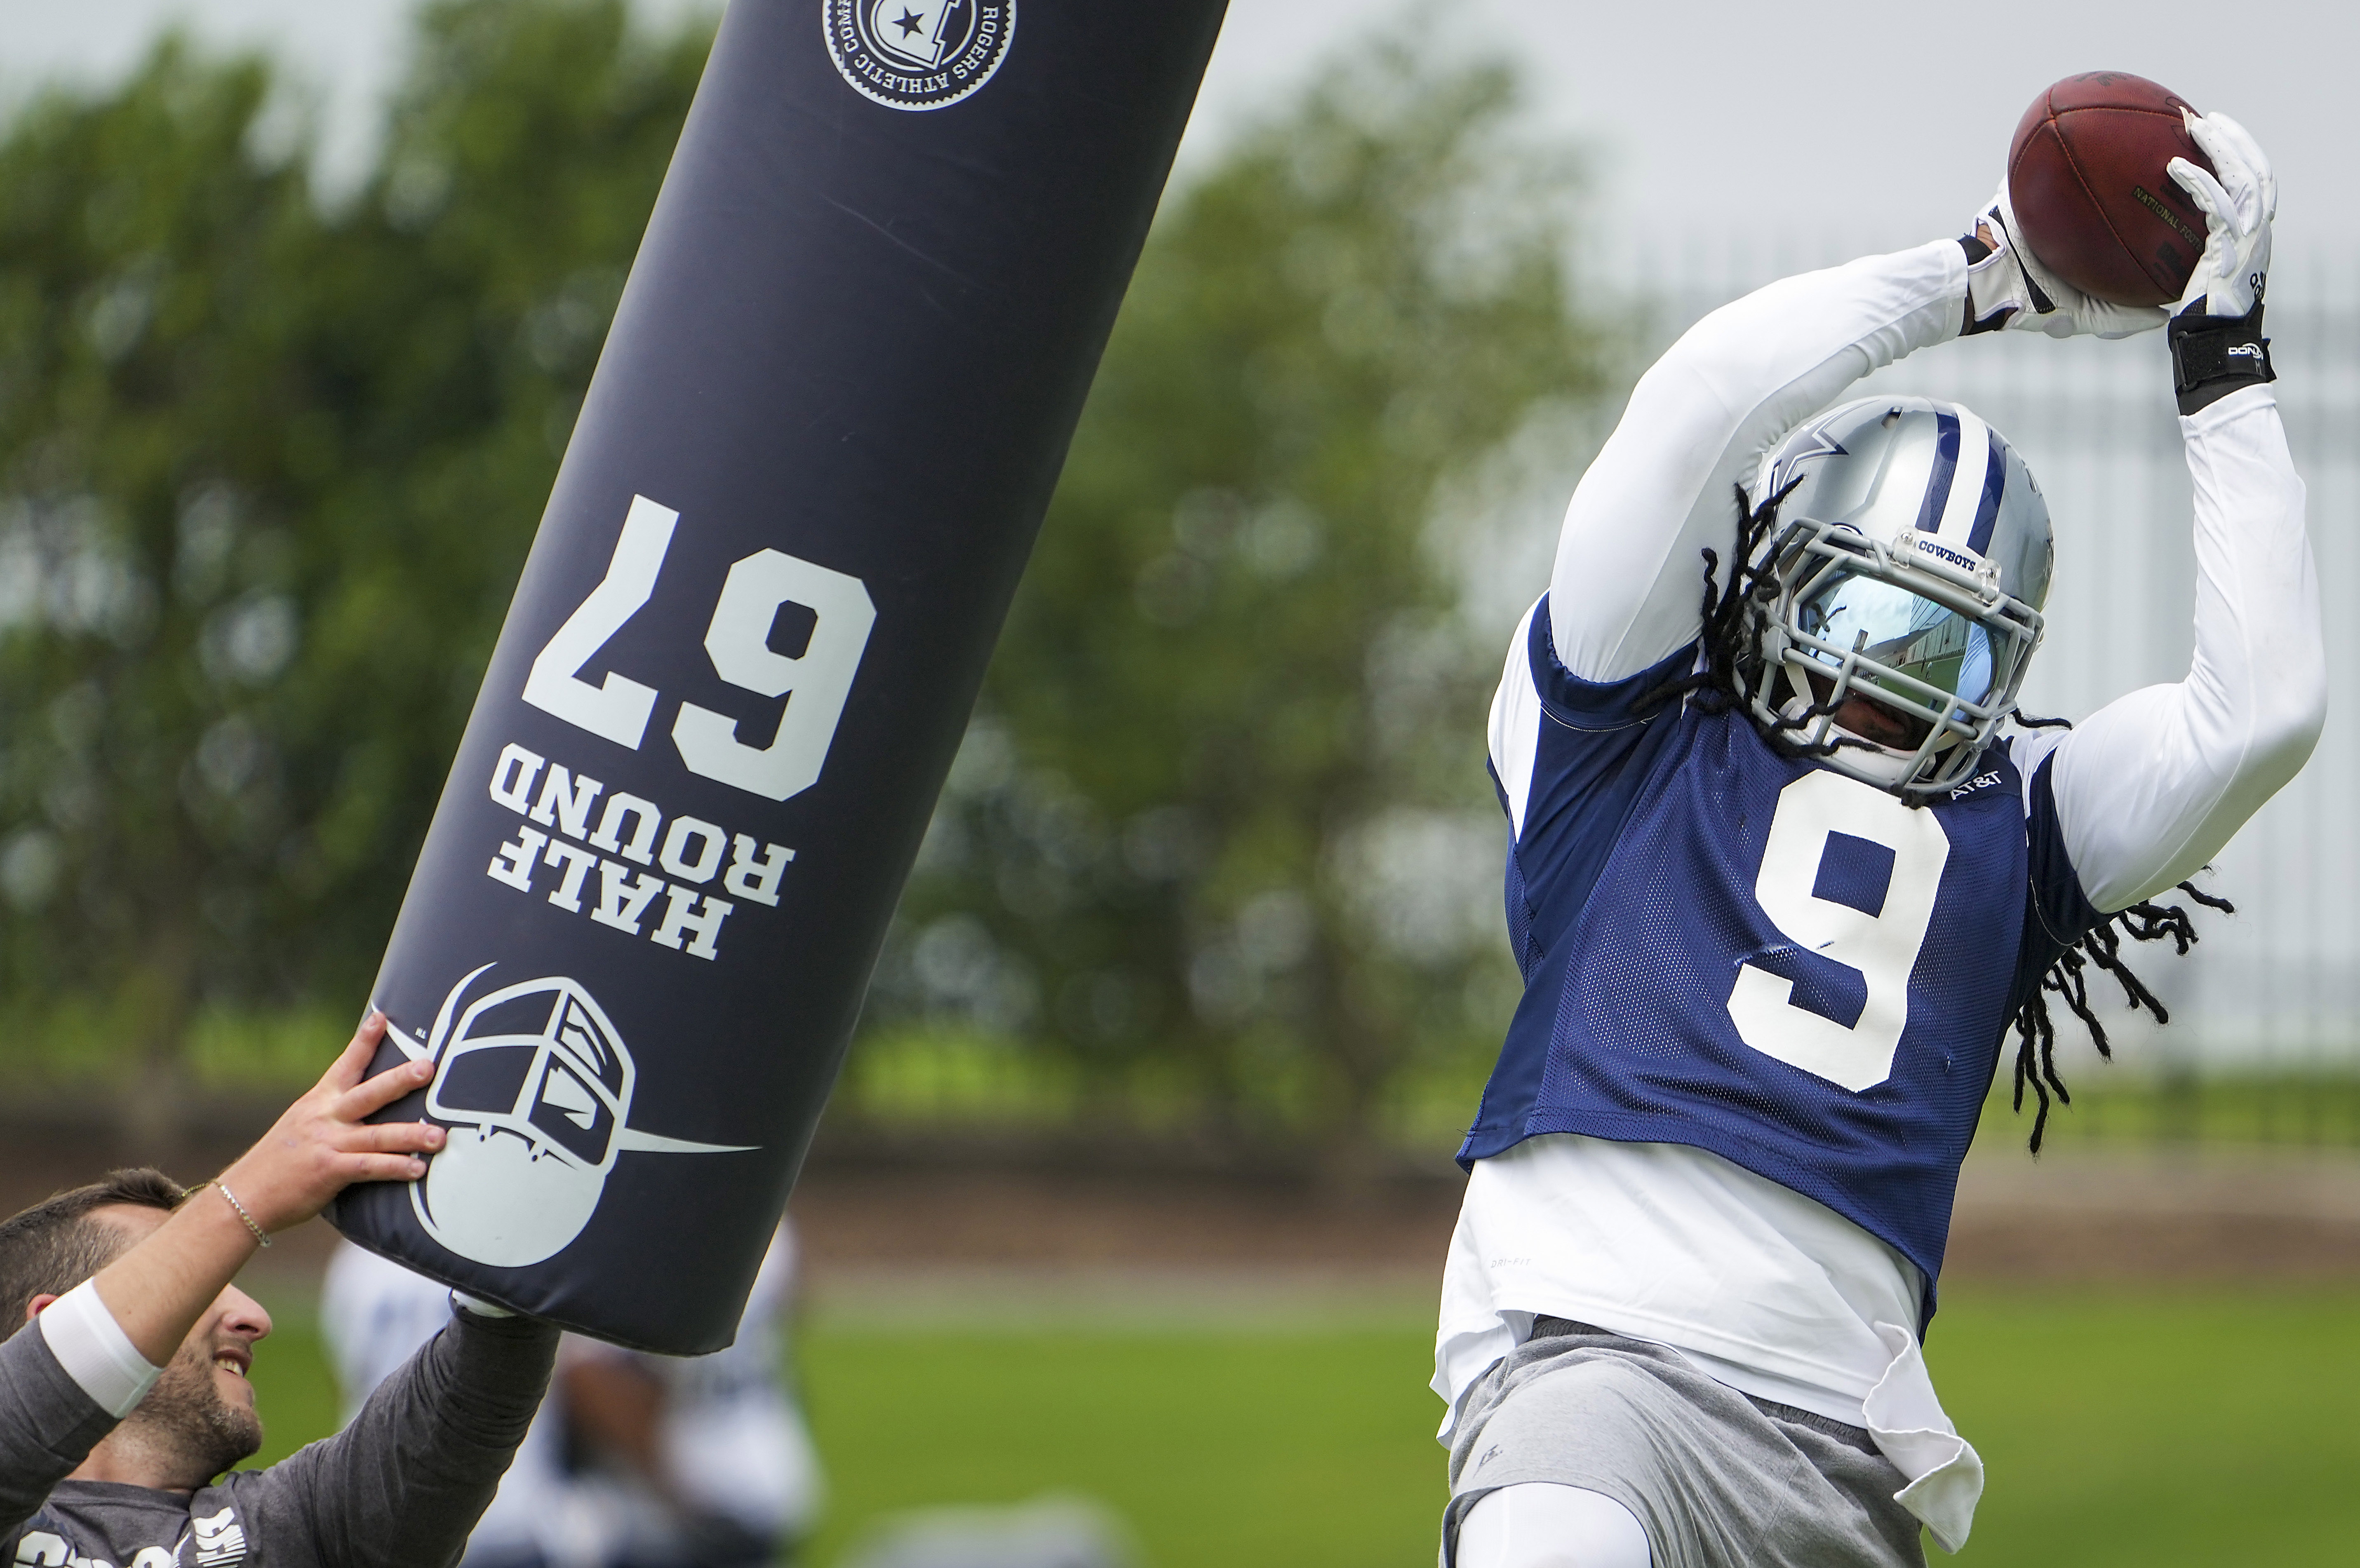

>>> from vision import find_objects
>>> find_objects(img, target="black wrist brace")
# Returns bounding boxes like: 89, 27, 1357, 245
2169, 301, 2274, 415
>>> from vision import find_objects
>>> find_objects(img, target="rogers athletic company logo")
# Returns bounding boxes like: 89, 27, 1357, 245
823, 0, 1014, 111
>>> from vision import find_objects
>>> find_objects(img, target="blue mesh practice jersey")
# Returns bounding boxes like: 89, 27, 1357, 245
1463, 597, 2101, 1299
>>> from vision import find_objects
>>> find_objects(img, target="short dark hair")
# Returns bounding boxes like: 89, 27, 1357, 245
0, 1169, 186, 1324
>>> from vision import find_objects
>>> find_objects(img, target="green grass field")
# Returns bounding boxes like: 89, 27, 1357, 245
245, 1286, 2360, 1566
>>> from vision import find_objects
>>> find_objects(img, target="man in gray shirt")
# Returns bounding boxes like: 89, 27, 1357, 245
1, 1012, 558, 1568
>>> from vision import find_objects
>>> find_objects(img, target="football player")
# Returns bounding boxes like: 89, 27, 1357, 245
1436, 113, 2318, 1568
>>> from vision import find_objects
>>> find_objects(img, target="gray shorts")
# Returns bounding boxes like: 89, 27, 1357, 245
1443, 1319, 1927, 1568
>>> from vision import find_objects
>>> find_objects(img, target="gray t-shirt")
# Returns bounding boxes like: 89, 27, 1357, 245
2, 1299, 557, 1568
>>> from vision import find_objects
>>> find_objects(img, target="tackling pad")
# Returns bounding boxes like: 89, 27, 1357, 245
331, 0, 1230, 1352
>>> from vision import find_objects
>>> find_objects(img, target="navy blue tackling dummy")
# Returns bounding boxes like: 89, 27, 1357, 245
1437, 112, 2322, 1568
335, 0, 1230, 1355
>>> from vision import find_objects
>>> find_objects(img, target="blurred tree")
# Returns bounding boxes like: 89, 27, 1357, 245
0, 0, 712, 1114
0, 38, 332, 1110
883, 37, 1608, 1164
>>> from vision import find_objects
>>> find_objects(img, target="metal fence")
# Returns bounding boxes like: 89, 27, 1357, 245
1610, 236, 2360, 1083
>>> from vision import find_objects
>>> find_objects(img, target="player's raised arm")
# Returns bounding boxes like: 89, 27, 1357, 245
2020, 114, 2324, 911
1547, 243, 1970, 682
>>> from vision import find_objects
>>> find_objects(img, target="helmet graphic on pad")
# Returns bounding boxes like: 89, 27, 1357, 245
390, 966, 752, 1268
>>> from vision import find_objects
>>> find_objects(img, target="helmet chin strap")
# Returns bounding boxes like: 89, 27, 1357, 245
1830, 739, 1918, 788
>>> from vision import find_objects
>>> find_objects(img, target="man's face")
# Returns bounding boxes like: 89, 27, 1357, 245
94, 1204, 272, 1481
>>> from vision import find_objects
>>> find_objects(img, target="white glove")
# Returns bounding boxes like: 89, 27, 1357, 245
2169, 110, 2274, 319
1963, 183, 2171, 340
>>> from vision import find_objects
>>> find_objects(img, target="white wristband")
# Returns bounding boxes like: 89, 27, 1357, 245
38, 1279, 162, 1419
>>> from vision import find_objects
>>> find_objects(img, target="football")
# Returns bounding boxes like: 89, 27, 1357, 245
2007, 71, 2215, 308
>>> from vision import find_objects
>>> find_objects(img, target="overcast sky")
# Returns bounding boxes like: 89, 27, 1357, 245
2, 0, 2355, 254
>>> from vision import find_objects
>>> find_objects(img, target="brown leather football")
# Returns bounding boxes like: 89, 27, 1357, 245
2007, 72, 2216, 308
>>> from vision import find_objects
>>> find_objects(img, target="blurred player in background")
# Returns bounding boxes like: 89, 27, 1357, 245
1436, 113, 2317, 1568
325, 1223, 821, 1568
321, 1240, 589, 1568
560, 1223, 823, 1568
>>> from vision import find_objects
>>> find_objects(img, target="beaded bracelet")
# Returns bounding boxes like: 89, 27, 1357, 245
211, 1181, 271, 1248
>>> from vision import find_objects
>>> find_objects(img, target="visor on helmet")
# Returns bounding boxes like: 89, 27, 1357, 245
1753, 515, 2044, 794
1796, 570, 2003, 710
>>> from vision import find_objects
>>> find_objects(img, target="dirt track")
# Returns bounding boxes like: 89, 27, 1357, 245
787, 1148, 2360, 1296
8, 1110, 2359, 1305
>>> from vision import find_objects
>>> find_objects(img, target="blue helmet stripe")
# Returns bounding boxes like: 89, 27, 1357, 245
1966, 430, 2005, 554
1912, 410, 1960, 534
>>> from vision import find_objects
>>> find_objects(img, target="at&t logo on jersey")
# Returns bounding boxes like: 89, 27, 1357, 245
1949, 770, 2005, 801
824, 0, 1014, 111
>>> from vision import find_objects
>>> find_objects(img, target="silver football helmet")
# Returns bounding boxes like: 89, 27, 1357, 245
1742, 396, 2052, 800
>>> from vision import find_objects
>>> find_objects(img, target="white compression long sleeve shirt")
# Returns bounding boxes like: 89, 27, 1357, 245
2015, 386, 2323, 909
1547, 240, 1968, 683
1544, 239, 2325, 913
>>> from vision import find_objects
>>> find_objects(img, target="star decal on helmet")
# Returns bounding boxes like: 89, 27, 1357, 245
1763, 426, 1848, 503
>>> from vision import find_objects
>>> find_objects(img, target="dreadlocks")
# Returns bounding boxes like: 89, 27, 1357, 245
2007, 868, 2233, 1153
1632, 479, 1883, 767
1645, 482, 2231, 1154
